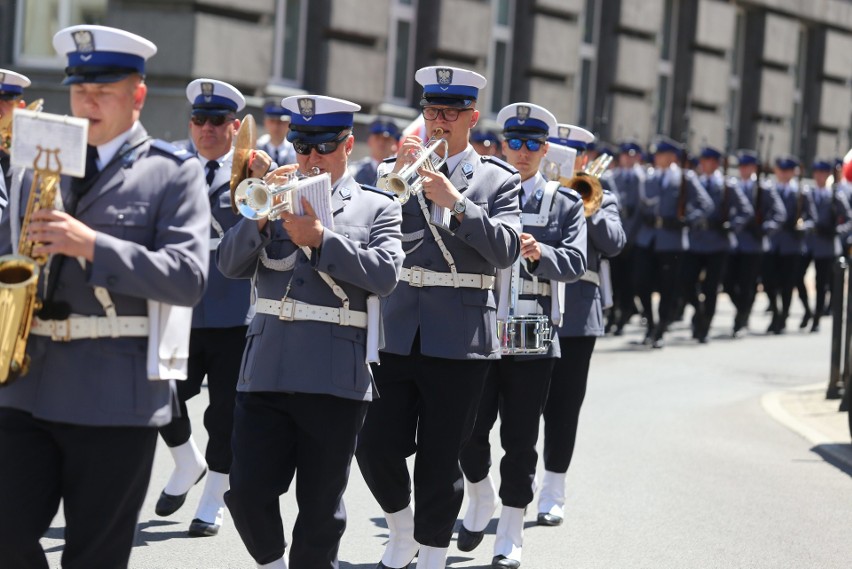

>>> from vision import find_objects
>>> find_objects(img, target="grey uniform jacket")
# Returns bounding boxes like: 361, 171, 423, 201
772, 181, 817, 256
516, 174, 588, 359
192, 152, 254, 328
349, 156, 379, 186
381, 146, 521, 360
690, 171, 754, 253
0, 125, 210, 427
217, 172, 404, 402
612, 164, 644, 242
807, 185, 852, 259
557, 190, 626, 338
736, 177, 786, 254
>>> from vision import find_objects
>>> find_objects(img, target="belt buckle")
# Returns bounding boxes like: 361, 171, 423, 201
408, 266, 424, 288
339, 302, 351, 326
278, 298, 296, 321
51, 320, 72, 342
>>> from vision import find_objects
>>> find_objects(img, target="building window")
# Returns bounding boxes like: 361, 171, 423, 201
577, 0, 599, 129
727, 9, 746, 151
655, 0, 676, 136
273, 0, 308, 85
15, 0, 107, 66
387, 0, 417, 103
488, 0, 514, 115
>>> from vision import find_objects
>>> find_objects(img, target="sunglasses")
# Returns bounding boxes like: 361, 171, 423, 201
190, 114, 234, 127
422, 107, 473, 122
506, 138, 544, 152
293, 132, 350, 156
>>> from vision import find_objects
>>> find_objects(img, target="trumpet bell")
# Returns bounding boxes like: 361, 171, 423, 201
234, 178, 285, 220
376, 172, 410, 204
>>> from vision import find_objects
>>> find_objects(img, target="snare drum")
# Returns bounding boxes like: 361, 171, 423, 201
497, 315, 552, 355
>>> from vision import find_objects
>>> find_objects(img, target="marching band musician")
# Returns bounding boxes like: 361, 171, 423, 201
0, 69, 31, 192
681, 145, 753, 343
218, 95, 404, 569
765, 156, 816, 334
355, 66, 522, 569
0, 25, 210, 568
154, 79, 269, 537
725, 150, 786, 337
608, 139, 645, 335
349, 117, 401, 185
633, 136, 713, 348
537, 125, 626, 528
257, 98, 297, 166
457, 103, 587, 569
806, 159, 852, 332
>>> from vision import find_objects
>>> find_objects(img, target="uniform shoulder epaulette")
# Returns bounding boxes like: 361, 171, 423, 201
360, 183, 395, 200
556, 185, 582, 202
150, 139, 195, 162
480, 155, 518, 174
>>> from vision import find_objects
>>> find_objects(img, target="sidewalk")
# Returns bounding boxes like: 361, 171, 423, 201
763, 383, 852, 470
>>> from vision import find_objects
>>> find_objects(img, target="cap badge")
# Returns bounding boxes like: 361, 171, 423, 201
558, 126, 571, 140
436, 68, 453, 89
298, 97, 315, 120
201, 82, 214, 102
73, 30, 95, 55
516, 105, 530, 123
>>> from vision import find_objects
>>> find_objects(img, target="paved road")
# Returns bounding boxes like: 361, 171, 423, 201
43, 299, 852, 568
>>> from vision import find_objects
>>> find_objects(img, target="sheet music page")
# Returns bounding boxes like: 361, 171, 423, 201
292, 173, 335, 231
10, 110, 88, 177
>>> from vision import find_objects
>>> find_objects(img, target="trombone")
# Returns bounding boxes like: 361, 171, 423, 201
377, 128, 448, 204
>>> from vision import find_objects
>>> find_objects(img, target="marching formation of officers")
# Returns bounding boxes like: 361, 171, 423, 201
0, 22, 848, 569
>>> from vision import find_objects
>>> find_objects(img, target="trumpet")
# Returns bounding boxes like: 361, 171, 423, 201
0, 99, 44, 151
234, 167, 321, 221
377, 128, 448, 204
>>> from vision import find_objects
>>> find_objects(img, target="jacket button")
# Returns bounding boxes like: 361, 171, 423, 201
117, 213, 125, 221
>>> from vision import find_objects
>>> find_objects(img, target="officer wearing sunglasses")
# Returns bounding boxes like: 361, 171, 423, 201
217, 94, 403, 569
355, 66, 522, 569
457, 103, 588, 569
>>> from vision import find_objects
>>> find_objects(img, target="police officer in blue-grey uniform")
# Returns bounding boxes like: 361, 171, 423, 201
681, 145, 753, 343
257, 98, 297, 166
0, 69, 32, 191
725, 150, 786, 337
349, 117, 401, 185
806, 159, 852, 332
355, 65, 521, 569
537, 124, 625, 530
219, 94, 404, 569
155, 79, 269, 538
0, 25, 209, 569
765, 155, 816, 334
608, 139, 645, 334
633, 136, 713, 348
457, 103, 587, 569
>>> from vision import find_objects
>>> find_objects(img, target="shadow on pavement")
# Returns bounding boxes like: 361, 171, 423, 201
812, 444, 852, 477
133, 519, 186, 546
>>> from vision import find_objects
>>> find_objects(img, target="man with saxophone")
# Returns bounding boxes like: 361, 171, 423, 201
457, 103, 587, 569
154, 79, 268, 538
0, 25, 209, 569
355, 66, 521, 569
0, 69, 32, 192
218, 94, 404, 569
536, 124, 625, 530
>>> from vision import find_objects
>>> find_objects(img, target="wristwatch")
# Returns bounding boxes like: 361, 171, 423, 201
452, 197, 467, 216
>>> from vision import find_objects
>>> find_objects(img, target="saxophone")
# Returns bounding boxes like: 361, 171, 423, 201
0, 146, 62, 384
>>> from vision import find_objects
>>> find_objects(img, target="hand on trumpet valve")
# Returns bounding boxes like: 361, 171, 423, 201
416, 164, 460, 210
279, 197, 324, 248
264, 163, 300, 185
520, 232, 541, 262
393, 134, 424, 173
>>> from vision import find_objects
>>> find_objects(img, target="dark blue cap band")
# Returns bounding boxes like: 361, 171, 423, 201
67, 50, 145, 75
812, 160, 832, 171
501, 117, 549, 135
422, 83, 479, 100
289, 111, 354, 129
0, 84, 23, 95
193, 94, 238, 112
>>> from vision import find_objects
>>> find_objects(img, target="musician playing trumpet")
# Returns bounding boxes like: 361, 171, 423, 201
457, 103, 587, 569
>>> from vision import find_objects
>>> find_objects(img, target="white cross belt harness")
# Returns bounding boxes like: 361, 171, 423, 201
31, 315, 149, 341
256, 297, 368, 328
401, 267, 495, 289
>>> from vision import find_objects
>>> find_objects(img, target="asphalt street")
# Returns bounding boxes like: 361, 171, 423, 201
42, 297, 852, 568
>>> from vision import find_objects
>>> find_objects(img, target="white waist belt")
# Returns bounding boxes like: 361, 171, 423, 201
520, 279, 551, 296
256, 297, 367, 328
579, 270, 600, 286
31, 315, 149, 341
401, 267, 495, 289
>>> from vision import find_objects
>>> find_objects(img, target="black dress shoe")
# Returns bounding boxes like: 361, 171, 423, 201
800, 311, 813, 329
155, 468, 207, 517
811, 320, 820, 333
376, 561, 412, 569
457, 524, 485, 552
536, 512, 563, 526
492, 554, 520, 568
652, 338, 665, 349
188, 518, 220, 537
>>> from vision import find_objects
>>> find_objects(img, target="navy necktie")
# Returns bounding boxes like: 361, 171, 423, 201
206, 160, 219, 187
71, 145, 99, 197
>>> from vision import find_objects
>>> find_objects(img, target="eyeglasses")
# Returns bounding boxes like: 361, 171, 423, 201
506, 138, 544, 152
190, 115, 234, 127
422, 107, 473, 122
293, 132, 350, 156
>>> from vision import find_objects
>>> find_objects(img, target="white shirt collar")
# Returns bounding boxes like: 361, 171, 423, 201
96, 121, 141, 170
444, 144, 473, 176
